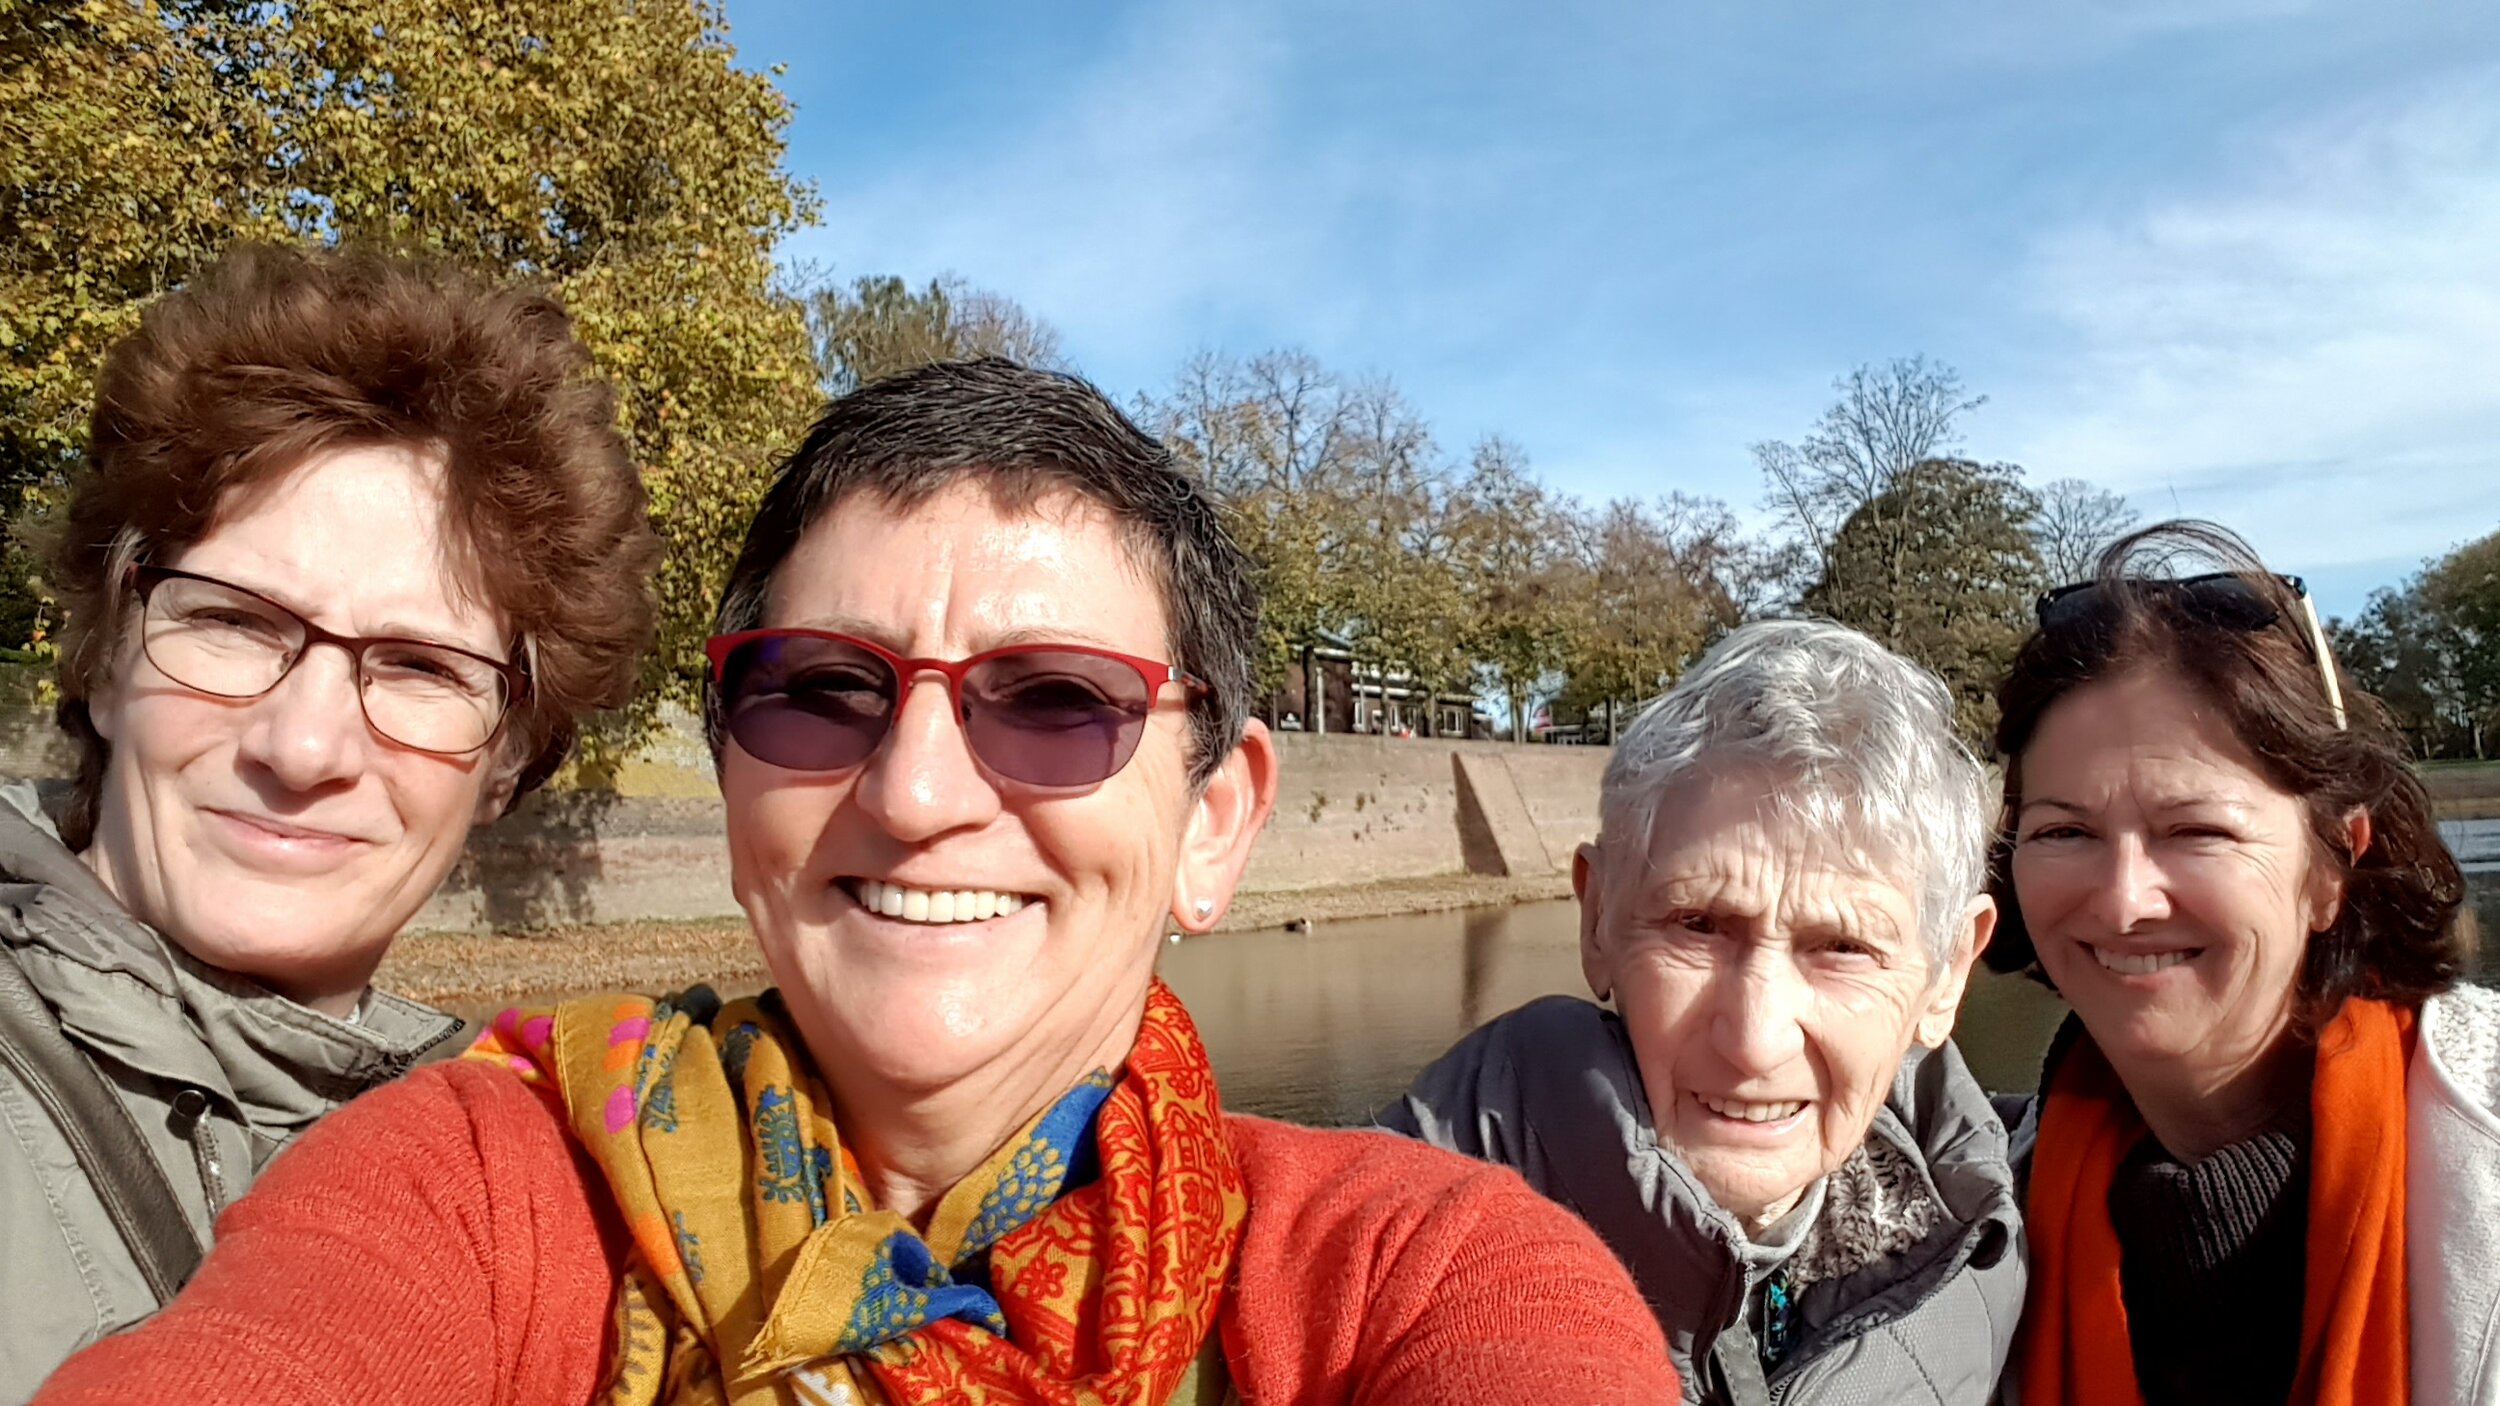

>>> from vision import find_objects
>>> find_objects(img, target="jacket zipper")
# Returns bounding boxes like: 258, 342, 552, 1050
168, 1087, 229, 1214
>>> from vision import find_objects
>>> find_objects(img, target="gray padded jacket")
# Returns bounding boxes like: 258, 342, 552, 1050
1380, 995, 2025, 1405
0, 784, 461, 1403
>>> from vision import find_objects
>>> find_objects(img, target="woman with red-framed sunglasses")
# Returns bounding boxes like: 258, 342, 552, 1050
43, 360, 1682, 1405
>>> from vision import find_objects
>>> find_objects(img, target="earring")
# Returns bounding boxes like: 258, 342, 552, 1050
1193, 898, 1215, 919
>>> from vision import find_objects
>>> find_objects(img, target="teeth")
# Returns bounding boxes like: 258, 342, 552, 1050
2090, 946, 2194, 977
854, 879, 1030, 925
1697, 1094, 1806, 1124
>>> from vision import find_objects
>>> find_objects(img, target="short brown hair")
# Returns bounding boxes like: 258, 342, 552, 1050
51, 244, 658, 847
706, 358, 1259, 789
1983, 521, 2469, 1020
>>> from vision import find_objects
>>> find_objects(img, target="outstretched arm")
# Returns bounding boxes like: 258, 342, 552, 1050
1350, 1158, 1676, 1403
1226, 1119, 1675, 1404
36, 1061, 622, 1406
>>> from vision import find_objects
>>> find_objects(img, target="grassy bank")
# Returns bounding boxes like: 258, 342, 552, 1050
2425, 760, 2500, 820
377, 869, 1576, 1014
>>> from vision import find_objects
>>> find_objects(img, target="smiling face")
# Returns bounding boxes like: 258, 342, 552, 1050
84, 442, 519, 1013
720, 481, 1268, 1103
1579, 761, 1983, 1231
2010, 668, 2341, 1090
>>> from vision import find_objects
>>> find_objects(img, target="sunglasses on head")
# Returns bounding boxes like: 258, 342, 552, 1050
2035, 571, 2346, 730
704, 629, 1208, 788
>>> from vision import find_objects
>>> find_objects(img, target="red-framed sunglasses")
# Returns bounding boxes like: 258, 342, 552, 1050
704, 628, 1209, 788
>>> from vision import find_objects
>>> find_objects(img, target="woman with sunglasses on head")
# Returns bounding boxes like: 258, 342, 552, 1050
0, 244, 657, 1399
1990, 521, 2489, 1406
37, 358, 1678, 1405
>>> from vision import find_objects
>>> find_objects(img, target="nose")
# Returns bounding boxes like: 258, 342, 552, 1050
234, 642, 374, 794
2089, 832, 2173, 934
848, 670, 1002, 842
1709, 950, 1809, 1079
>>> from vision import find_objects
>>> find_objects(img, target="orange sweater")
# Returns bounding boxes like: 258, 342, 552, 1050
36, 1060, 1675, 1404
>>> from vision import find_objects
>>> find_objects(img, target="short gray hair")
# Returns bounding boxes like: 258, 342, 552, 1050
1597, 618, 1991, 971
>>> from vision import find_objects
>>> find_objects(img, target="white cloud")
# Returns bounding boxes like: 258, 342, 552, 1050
2001, 71, 2500, 573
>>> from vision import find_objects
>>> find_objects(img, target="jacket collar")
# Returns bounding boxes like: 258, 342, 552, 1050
1514, 1003, 2020, 1380
0, 782, 460, 1137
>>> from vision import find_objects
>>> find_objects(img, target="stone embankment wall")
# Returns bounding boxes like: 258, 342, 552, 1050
410, 727, 1611, 932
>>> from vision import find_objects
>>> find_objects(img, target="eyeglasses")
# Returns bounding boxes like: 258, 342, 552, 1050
2035, 572, 2346, 730
704, 628, 1207, 788
129, 565, 528, 755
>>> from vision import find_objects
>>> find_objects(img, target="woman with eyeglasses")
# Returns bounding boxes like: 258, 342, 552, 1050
0, 245, 657, 1398
1989, 521, 2490, 1406
37, 359, 1678, 1405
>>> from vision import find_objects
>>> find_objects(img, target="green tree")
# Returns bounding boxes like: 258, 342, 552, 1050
3, 0, 819, 757
1450, 437, 1574, 741
805, 273, 1066, 396
1143, 349, 1363, 694
1756, 356, 1986, 603
1553, 495, 1744, 740
1803, 457, 2046, 741
2335, 583, 2475, 758
2340, 527, 2500, 758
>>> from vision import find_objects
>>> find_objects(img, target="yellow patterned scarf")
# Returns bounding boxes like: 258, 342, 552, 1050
465, 979, 1246, 1405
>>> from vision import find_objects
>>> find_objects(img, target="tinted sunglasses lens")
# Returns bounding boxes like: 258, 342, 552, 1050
962, 650, 1153, 787
2039, 575, 2281, 631
2170, 575, 2282, 629
2037, 584, 2097, 629
720, 635, 897, 772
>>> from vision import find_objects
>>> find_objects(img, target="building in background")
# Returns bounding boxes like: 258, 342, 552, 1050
1265, 630, 1490, 739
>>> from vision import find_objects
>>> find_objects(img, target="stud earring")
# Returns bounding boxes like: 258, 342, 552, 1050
1193, 898, 1215, 919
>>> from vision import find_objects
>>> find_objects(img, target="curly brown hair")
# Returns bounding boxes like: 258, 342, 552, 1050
1984, 520, 2470, 1022
50, 244, 658, 848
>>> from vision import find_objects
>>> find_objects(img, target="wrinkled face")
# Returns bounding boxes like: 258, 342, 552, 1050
2010, 669, 2337, 1086
720, 484, 1209, 1098
1579, 762, 1979, 1231
86, 443, 518, 1012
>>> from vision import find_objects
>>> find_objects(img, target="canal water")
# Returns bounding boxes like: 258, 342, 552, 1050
1173, 868, 2500, 1126
455, 867, 2500, 1128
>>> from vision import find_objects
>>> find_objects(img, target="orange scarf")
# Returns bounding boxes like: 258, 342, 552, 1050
467, 979, 1245, 1405
2015, 997, 2412, 1406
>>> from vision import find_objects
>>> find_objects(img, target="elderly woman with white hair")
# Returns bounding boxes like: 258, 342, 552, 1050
1381, 619, 2024, 1404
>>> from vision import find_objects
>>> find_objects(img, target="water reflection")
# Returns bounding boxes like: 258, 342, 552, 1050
1164, 899, 2073, 1125
1166, 873, 2500, 1126
444, 873, 2500, 1129
1161, 902, 1588, 1127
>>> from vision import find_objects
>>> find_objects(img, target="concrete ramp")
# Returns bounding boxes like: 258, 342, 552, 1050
1453, 752, 1557, 877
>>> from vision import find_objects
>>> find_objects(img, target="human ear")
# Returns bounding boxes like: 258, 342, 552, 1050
1576, 843, 1613, 1002
1913, 895, 1995, 1050
1171, 720, 1279, 933
470, 742, 527, 827
2306, 808, 2372, 933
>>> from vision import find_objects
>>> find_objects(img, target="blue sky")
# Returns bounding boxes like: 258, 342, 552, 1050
718, 0, 2500, 621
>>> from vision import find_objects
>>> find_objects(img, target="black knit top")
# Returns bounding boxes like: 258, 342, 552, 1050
2106, 1111, 2310, 1406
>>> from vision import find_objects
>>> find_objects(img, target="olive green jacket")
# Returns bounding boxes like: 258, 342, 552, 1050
0, 783, 461, 1403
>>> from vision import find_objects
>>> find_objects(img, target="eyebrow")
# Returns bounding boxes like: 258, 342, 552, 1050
2018, 794, 2256, 819
774, 614, 1130, 655
210, 571, 508, 658
1642, 883, 1905, 949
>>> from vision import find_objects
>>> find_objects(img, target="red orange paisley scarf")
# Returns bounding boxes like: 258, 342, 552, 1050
467, 978, 1246, 1405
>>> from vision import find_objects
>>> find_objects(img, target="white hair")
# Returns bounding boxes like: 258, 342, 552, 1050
1597, 618, 1991, 973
